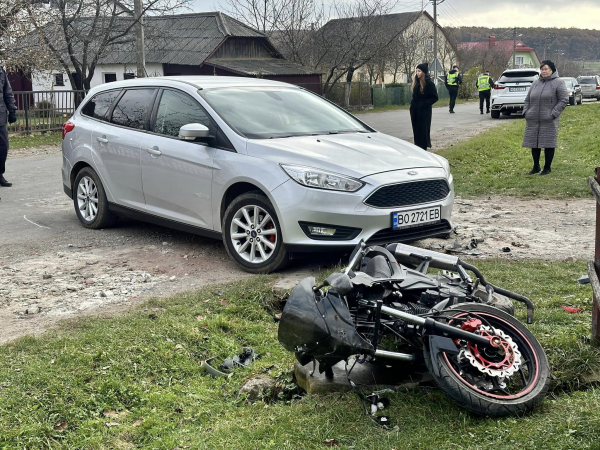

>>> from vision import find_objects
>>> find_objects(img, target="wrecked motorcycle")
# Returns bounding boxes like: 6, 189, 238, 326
278, 241, 550, 417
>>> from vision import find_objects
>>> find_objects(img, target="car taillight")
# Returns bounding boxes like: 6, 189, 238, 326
494, 84, 505, 90
62, 121, 75, 140
596, 83, 600, 90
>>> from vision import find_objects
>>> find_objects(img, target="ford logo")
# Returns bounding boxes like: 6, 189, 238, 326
407, 171, 418, 176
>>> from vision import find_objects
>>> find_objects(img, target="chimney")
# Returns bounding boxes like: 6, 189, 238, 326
489, 35, 496, 49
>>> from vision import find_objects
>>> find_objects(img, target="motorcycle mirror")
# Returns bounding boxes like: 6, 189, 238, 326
325, 272, 353, 296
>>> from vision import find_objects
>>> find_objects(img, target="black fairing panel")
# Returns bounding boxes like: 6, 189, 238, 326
278, 277, 374, 373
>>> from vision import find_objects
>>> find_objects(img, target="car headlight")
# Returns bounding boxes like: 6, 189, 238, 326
280, 164, 364, 192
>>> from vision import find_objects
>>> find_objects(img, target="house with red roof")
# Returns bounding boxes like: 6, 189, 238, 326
459, 35, 541, 69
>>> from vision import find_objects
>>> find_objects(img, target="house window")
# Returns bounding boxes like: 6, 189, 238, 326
515, 56, 524, 66
124, 73, 136, 80
427, 36, 434, 52
104, 73, 117, 83
54, 74, 64, 86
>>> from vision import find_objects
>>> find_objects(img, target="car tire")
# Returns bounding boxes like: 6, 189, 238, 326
222, 192, 288, 274
578, 96, 583, 105
73, 167, 117, 229
490, 110, 500, 119
569, 96, 575, 106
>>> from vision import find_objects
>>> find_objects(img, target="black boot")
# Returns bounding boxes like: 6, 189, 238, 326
529, 167, 541, 175
480, 110, 483, 114
539, 168, 551, 175
541, 148, 555, 175
486, 109, 490, 114
0, 176, 11, 187
529, 148, 541, 175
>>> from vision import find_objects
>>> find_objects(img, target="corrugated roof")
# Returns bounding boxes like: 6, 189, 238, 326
204, 58, 322, 76
96, 12, 266, 65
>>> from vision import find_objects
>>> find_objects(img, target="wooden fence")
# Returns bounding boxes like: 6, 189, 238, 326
588, 167, 600, 345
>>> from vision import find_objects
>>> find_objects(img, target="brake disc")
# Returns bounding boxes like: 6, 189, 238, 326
460, 325, 522, 378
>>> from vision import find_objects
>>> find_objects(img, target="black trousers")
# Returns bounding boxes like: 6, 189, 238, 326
448, 86, 458, 111
0, 125, 8, 176
479, 91, 491, 111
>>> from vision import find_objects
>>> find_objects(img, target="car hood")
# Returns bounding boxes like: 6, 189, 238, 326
245, 132, 444, 179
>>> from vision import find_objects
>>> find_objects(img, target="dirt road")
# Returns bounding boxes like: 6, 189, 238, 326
0, 112, 594, 343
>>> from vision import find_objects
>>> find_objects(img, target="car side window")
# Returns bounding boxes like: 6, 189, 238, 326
110, 88, 156, 130
81, 90, 121, 121
153, 89, 212, 138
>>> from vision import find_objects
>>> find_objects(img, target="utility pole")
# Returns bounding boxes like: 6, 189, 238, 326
431, 0, 444, 85
134, 0, 146, 78
512, 27, 517, 69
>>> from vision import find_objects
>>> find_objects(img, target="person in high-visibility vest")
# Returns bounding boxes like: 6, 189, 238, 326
476, 70, 494, 115
444, 65, 462, 113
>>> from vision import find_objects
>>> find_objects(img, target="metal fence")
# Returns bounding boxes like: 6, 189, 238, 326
6, 82, 453, 135
8, 90, 86, 135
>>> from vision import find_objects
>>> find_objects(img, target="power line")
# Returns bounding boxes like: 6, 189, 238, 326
445, 1, 471, 27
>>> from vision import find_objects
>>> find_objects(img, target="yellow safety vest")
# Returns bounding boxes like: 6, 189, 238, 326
447, 72, 458, 86
478, 75, 491, 91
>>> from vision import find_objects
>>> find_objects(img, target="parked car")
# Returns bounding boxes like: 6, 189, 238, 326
560, 77, 583, 105
61, 77, 454, 273
490, 68, 540, 119
576, 75, 600, 100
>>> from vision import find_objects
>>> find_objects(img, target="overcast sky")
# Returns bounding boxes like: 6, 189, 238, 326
189, 0, 600, 30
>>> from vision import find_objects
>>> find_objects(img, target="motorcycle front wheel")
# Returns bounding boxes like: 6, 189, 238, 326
423, 303, 550, 417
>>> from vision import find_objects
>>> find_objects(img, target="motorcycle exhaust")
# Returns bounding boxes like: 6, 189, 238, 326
386, 243, 535, 324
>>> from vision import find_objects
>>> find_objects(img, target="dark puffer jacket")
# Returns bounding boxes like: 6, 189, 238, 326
0, 66, 17, 126
522, 71, 569, 149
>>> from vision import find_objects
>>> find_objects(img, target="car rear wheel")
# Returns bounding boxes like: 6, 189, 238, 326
222, 192, 288, 274
569, 96, 575, 106
73, 167, 117, 229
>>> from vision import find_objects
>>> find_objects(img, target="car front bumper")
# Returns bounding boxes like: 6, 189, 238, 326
271, 167, 454, 251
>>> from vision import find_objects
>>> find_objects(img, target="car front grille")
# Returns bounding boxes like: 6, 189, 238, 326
365, 179, 450, 208
366, 220, 451, 246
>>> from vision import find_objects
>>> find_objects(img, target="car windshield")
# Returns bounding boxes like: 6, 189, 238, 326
498, 71, 539, 83
562, 79, 574, 88
202, 87, 370, 139
578, 77, 597, 84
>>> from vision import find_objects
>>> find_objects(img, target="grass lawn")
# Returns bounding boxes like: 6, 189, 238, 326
1, 260, 598, 449
9, 132, 62, 149
439, 102, 600, 199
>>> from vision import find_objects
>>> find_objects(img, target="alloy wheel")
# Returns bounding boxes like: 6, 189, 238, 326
229, 205, 278, 264
77, 175, 99, 222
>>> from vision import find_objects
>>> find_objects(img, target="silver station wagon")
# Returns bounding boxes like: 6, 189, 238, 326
61, 77, 454, 273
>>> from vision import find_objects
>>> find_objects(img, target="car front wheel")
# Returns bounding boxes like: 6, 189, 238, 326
222, 192, 288, 274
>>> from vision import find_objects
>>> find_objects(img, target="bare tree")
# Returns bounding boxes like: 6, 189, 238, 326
21, 0, 187, 91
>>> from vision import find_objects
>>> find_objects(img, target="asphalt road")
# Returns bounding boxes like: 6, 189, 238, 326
1, 101, 500, 249
356, 100, 502, 140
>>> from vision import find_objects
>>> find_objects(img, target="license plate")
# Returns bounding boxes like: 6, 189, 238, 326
392, 206, 441, 229
509, 87, 527, 92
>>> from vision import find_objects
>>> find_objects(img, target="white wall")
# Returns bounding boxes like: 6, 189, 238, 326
31, 63, 164, 92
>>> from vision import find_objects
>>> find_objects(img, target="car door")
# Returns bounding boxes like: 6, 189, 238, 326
91, 88, 157, 210
141, 88, 215, 229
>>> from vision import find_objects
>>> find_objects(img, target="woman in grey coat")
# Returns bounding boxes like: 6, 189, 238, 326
522, 60, 569, 175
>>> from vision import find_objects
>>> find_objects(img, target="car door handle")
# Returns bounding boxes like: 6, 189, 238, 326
146, 147, 162, 156
96, 137, 109, 144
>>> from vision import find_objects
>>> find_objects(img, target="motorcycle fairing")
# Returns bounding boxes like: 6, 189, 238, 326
278, 277, 374, 373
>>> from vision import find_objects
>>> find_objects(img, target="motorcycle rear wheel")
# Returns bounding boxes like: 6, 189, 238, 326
423, 303, 550, 417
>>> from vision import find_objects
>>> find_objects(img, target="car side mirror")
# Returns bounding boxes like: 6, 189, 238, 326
179, 123, 210, 141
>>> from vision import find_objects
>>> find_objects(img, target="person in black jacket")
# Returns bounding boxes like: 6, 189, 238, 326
0, 66, 18, 187
410, 63, 438, 150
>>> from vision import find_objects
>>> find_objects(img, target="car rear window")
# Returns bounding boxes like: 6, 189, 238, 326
578, 77, 597, 84
110, 89, 156, 130
81, 90, 121, 121
498, 71, 539, 83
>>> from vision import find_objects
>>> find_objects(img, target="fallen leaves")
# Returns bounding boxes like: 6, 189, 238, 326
54, 422, 68, 431
133, 418, 144, 427
324, 438, 340, 446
